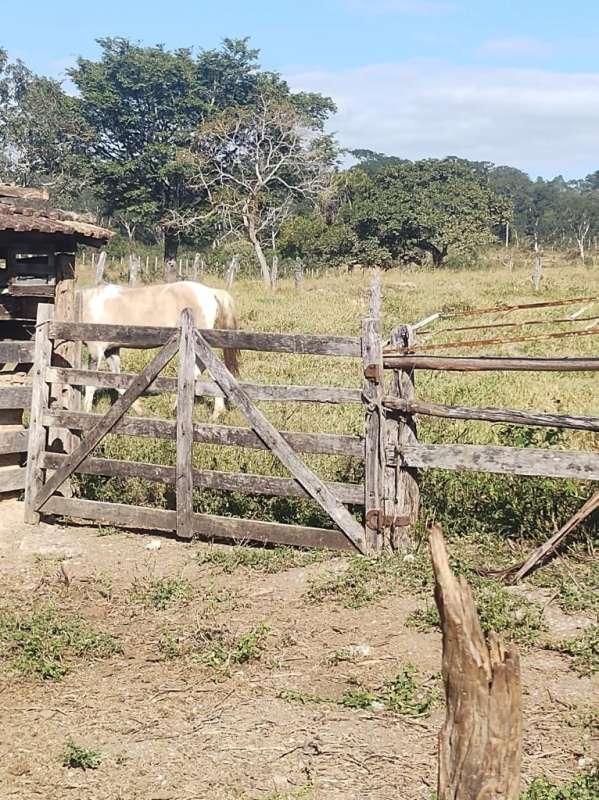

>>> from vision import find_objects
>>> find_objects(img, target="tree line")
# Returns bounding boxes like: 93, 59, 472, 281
1, 38, 598, 284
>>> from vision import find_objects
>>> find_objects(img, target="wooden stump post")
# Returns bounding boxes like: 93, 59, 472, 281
50, 253, 77, 463
95, 251, 107, 285
385, 324, 419, 549
176, 309, 195, 539
24, 304, 53, 524
430, 524, 522, 800
362, 272, 384, 553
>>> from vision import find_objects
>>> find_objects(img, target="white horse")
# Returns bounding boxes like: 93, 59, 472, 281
79, 281, 239, 419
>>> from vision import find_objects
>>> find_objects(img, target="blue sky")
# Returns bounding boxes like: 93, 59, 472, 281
3, 0, 599, 177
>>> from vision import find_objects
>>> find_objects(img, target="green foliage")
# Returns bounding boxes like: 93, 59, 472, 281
407, 575, 545, 646
161, 623, 270, 673
340, 665, 439, 717
131, 577, 193, 610
197, 545, 326, 574
550, 626, 599, 676
307, 551, 432, 609
62, 738, 102, 770
0, 606, 120, 680
521, 770, 599, 800
344, 157, 511, 266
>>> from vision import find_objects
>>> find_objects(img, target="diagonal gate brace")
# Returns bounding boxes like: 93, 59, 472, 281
32, 333, 180, 513
193, 330, 367, 554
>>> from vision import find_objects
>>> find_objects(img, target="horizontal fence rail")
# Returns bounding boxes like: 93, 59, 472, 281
49, 322, 362, 358
0, 341, 35, 364
42, 496, 356, 552
383, 396, 599, 433
383, 354, 599, 372
392, 443, 599, 482
42, 453, 365, 505
47, 367, 363, 405
42, 410, 364, 458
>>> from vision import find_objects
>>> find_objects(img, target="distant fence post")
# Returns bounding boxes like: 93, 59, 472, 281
165, 258, 177, 283
430, 524, 522, 800
385, 323, 420, 549
225, 254, 240, 289
192, 253, 201, 280
362, 272, 384, 554
128, 253, 140, 286
294, 257, 304, 290
95, 251, 107, 285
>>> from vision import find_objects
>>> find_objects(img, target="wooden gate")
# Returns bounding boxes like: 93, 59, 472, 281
24, 304, 392, 554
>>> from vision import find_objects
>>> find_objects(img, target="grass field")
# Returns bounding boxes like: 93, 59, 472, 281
80, 258, 599, 546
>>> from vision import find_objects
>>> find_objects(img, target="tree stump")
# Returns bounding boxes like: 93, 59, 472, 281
430, 524, 522, 800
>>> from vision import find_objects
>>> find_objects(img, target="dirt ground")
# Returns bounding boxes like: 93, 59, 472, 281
0, 499, 596, 800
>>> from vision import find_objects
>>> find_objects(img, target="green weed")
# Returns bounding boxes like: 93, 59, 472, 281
131, 577, 193, 610
0, 606, 121, 680
521, 769, 599, 800
197, 545, 326, 574
550, 625, 599, 676
62, 738, 102, 770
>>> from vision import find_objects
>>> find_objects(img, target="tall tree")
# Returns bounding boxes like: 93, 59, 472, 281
346, 158, 511, 267
185, 97, 336, 286
70, 37, 334, 264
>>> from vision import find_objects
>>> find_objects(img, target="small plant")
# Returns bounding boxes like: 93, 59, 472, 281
339, 687, 377, 710
158, 628, 183, 660
279, 688, 326, 705
382, 665, 440, 717
550, 625, 599, 676
193, 623, 270, 673
0, 606, 121, 680
131, 577, 192, 610
62, 738, 102, 770
521, 769, 599, 799
197, 545, 325, 574
307, 551, 432, 609
407, 577, 545, 646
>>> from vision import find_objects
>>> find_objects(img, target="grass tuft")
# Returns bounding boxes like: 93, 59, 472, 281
521, 769, 599, 800
197, 545, 326, 574
550, 625, 599, 676
62, 738, 102, 770
0, 606, 121, 680
131, 577, 193, 610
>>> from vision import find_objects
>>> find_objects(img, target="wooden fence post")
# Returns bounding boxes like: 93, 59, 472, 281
386, 323, 420, 549
176, 309, 195, 539
362, 272, 384, 554
24, 304, 53, 524
430, 524, 522, 800
128, 253, 140, 286
95, 251, 107, 285
192, 253, 201, 280
225, 254, 240, 289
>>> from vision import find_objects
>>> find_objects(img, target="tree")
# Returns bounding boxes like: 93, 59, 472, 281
0, 49, 87, 203
186, 97, 336, 286
70, 37, 334, 264
346, 158, 511, 267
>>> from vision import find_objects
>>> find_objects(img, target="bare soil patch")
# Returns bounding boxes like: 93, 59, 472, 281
0, 500, 596, 800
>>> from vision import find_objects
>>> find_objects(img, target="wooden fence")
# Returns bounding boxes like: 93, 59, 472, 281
0, 339, 34, 494
17, 281, 599, 553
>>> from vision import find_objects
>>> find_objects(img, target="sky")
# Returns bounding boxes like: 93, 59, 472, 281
3, 0, 599, 178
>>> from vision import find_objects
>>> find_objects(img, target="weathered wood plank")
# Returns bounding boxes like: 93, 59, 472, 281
49, 321, 361, 358
32, 333, 180, 512
394, 443, 599, 481
383, 396, 599, 433
176, 309, 195, 539
0, 385, 32, 409
194, 330, 367, 553
0, 466, 26, 492
431, 525, 522, 800
41, 496, 355, 551
362, 316, 383, 554
41, 453, 365, 504
0, 428, 29, 454
7, 284, 55, 298
386, 325, 419, 550
24, 304, 53, 523
46, 367, 362, 404
0, 341, 35, 363
384, 355, 599, 372
42, 410, 364, 458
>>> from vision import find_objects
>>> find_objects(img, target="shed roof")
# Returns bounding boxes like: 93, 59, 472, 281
0, 201, 114, 247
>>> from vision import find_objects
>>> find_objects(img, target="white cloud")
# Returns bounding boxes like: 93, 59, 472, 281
479, 36, 551, 59
343, 0, 457, 13
288, 60, 599, 177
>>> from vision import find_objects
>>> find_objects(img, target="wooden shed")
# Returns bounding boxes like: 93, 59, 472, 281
0, 185, 114, 497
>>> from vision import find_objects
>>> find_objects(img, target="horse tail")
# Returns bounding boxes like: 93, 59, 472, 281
216, 290, 240, 377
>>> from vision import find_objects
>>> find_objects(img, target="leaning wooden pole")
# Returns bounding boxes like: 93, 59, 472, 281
430, 524, 522, 800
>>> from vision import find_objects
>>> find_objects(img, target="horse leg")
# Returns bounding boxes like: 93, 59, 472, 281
84, 346, 104, 412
